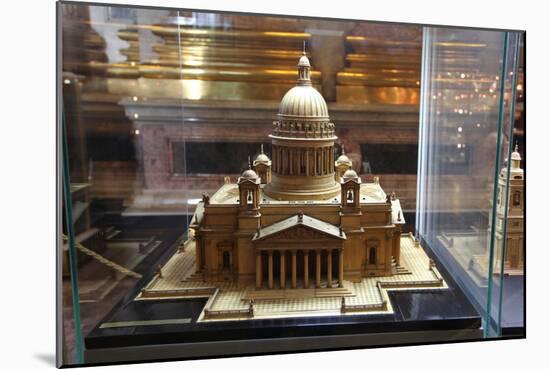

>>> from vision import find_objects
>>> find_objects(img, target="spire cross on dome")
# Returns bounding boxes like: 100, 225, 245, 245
261, 144, 264, 154
248, 155, 252, 169
303, 40, 306, 55
341, 144, 345, 155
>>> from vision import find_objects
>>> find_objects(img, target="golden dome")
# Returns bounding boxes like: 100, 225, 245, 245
277, 53, 329, 118
264, 51, 340, 201
278, 86, 329, 117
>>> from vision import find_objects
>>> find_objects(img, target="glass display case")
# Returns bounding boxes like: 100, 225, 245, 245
416, 28, 524, 337
57, 1, 525, 366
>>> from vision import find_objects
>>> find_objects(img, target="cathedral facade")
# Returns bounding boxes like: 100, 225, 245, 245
190, 53, 405, 289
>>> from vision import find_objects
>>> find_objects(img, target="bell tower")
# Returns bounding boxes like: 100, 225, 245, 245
238, 159, 261, 214
491, 144, 524, 272
236, 159, 262, 285
340, 169, 361, 212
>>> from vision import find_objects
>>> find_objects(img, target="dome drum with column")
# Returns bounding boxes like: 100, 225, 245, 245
264, 52, 340, 201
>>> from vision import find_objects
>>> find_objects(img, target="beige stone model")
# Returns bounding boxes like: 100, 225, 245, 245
490, 145, 525, 274
189, 53, 405, 289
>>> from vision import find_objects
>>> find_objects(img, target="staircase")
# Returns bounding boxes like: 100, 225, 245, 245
314, 286, 355, 298
246, 285, 354, 301
392, 257, 412, 275
183, 270, 205, 282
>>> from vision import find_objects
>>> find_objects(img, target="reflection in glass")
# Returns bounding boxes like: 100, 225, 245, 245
416, 28, 523, 337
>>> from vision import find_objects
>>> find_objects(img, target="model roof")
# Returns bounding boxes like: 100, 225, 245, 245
252, 213, 346, 241
208, 182, 388, 205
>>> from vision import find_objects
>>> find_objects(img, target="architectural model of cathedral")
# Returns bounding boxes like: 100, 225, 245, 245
189, 53, 405, 289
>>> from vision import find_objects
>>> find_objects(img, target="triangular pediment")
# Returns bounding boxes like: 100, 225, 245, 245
238, 178, 260, 186
254, 162, 271, 167
252, 214, 346, 242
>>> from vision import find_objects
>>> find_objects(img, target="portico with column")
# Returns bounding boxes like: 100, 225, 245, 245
252, 213, 346, 290
253, 247, 345, 290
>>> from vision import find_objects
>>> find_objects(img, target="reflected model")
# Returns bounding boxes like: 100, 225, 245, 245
492, 146, 525, 273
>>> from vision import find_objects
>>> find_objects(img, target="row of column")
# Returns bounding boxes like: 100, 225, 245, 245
255, 249, 344, 289
272, 146, 335, 176
274, 122, 334, 137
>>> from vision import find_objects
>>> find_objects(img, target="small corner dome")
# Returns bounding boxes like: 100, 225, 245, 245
336, 154, 352, 166
241, 169, 258, 179
343, 169, 358, 178
511, 150, 521, 161
254, 153, 270, 164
